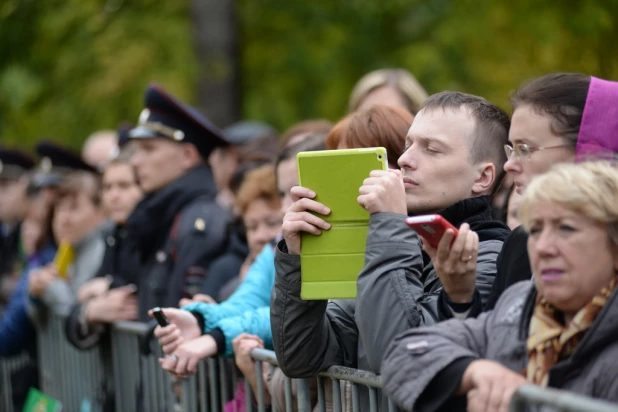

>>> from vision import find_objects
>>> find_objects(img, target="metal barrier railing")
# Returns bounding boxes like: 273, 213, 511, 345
112, 320, 237, 412
2, 314, 617, 412
37, 313, 105, 412
0, 352, 34, 412
510, 385, 618, 412
110, 320, 178, 411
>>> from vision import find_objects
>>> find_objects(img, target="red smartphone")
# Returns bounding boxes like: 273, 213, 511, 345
405, 215, 459, 248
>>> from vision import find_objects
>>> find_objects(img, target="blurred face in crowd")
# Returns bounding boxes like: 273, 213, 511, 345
243, 198, 283, 256
527, 201, 618, 321
131, 139, 197, 193
506, 189, 523, 230
53, 192, 104, 245
357, 86, 407, 112
209, 147, 238, 191
0, 177, 27, 223
102, 163, 143, 225
21, 193, 52, 256
505, 105, 575, 195
276, 158, 298, 212
398, 107, 493, 214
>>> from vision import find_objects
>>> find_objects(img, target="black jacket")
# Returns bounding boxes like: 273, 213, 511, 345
126, 164, 231, 320
199, 219, 248, 300
484, 224, 531, 310
65, 223, 142, 350
98, 223, 142, 289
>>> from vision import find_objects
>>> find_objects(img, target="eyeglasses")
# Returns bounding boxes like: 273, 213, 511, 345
504, 143, 573, 161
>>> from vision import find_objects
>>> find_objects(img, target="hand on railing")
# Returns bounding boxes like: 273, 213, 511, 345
158, 334, 217, 377
234, 334, 271, 406
458, 359, 526, 412
233, 334, 264, 378
85, 285, 138, 323
77, 276, 112, 303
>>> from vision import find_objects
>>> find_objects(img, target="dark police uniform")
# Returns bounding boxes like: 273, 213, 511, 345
125, 84, 233, 321
0, 148, 36, 303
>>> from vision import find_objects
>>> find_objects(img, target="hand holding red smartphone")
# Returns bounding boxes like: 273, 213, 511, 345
405, 214, 459, 249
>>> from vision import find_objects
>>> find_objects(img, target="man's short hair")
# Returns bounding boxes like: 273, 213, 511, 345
420, 91, 510, 193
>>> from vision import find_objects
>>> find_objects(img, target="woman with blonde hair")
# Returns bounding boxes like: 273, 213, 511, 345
382, 161, 618, 411
348, 69, 428, 114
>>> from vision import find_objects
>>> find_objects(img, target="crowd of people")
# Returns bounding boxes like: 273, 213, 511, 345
1, 69, 618, 412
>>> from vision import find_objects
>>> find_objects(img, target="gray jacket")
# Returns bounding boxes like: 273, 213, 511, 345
28, 226, 106, 319
271, 197, 509, 378
381, 281, 618, 411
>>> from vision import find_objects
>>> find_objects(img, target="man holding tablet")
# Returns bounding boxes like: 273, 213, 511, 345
271, 92, 511, 385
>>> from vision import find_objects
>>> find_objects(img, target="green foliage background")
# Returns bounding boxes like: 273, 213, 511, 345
2, 0, 618, 150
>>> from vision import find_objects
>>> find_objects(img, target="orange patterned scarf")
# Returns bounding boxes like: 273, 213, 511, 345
525, 277, 617, 386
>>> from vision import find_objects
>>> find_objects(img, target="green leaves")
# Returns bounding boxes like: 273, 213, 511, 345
0, 0, 198, 148
2, 0, 618, 149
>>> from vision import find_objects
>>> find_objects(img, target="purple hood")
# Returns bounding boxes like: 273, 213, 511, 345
576, 76, 618, 161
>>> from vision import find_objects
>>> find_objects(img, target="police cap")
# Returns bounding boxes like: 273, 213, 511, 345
129, 83, 229, 157
0, 147, 36, 180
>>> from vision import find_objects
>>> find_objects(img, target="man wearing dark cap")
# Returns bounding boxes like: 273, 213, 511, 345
0, 148, 36, 304
126, 83, 232, 319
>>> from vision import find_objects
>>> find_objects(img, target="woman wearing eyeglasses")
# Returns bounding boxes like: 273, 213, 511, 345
484, 73, 618, 310
427, 73, 618, 317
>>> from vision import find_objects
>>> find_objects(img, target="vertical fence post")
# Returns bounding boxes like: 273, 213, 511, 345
296, 378, 312, 412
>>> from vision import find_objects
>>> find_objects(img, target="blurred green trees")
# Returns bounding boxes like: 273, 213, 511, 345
0, 0, 198, 148
1, 0, 618, 150
239, 0, 618, 127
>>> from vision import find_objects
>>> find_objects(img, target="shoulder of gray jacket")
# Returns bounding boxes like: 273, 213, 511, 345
492, 280, 533, 323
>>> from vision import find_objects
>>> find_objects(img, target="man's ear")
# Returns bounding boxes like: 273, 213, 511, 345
471, 162, 495, 196
181, 144, 203, 169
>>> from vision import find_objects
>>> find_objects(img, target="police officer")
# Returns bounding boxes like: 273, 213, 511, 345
0, 148, 36, 305
125, 83, 233, 320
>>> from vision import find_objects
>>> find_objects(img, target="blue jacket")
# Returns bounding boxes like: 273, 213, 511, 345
0, 245, 56, 356
183, 244, 274, 356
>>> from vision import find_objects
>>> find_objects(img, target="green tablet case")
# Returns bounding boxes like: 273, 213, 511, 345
297, 148, 387, 300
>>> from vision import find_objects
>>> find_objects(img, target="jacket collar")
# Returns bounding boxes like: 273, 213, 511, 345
126, 164, 217, 258
519, 279, 618, 366
436, 195, 493, 227
436, 196, 510, 243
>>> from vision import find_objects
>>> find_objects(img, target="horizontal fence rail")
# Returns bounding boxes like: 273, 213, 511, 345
1, 315, 616, 412
510, 385, 618, 412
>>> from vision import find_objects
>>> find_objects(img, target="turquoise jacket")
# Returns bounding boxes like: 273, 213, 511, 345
182, 244, 274, 356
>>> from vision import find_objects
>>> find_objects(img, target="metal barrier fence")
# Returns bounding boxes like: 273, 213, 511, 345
37, 313, 106, 412
510, 385, 618, 412
0, 352, 34, 412
2, 314, 617, 412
